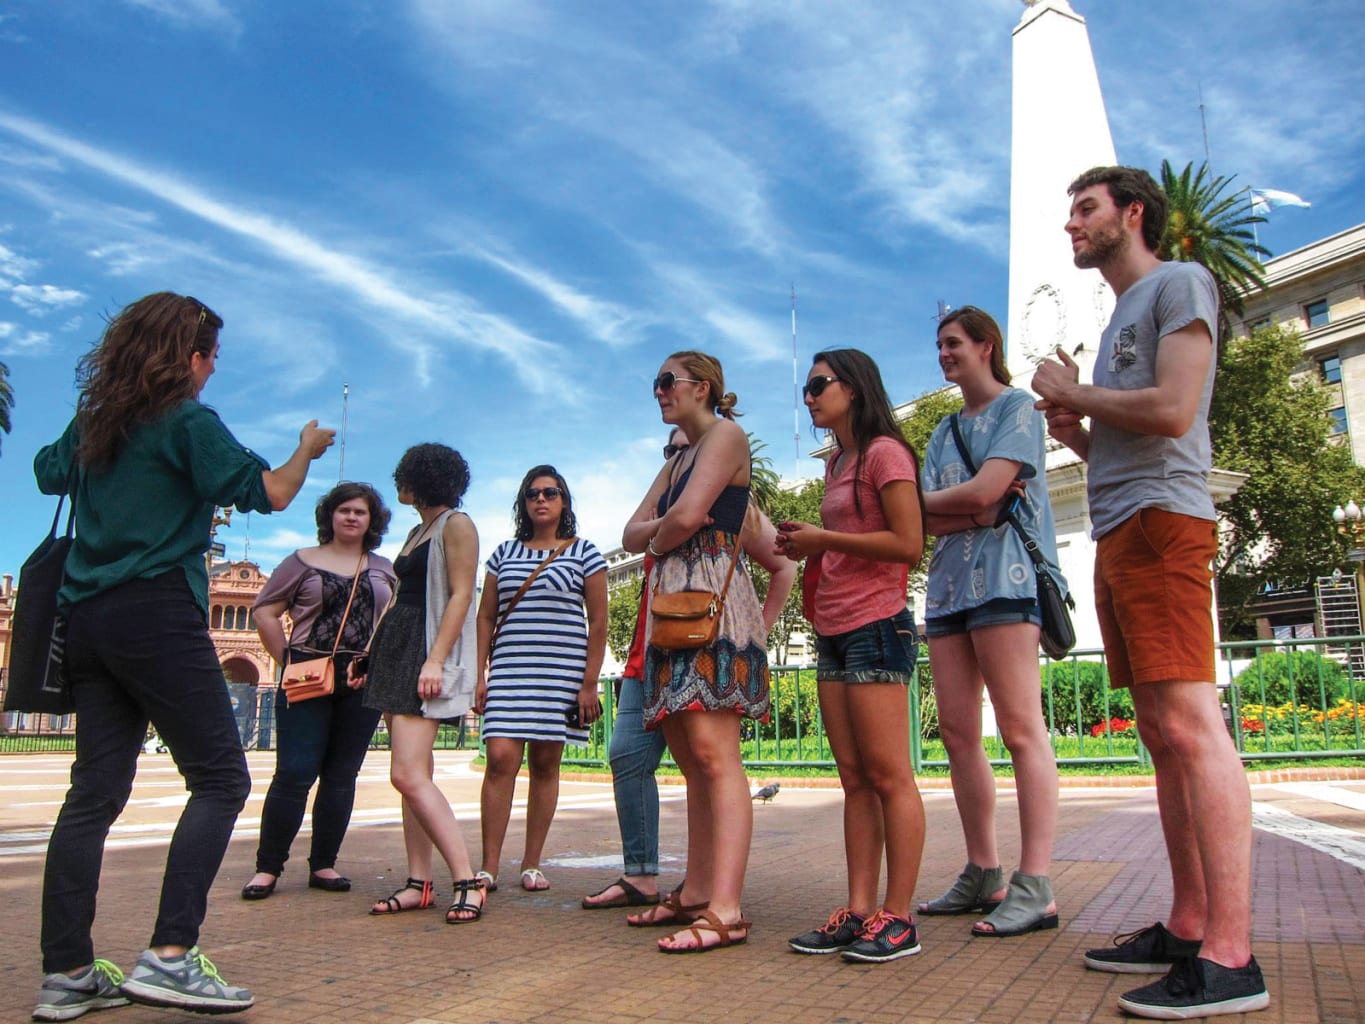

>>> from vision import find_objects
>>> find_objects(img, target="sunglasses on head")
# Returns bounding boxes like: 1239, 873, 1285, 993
652, 371, 704, 394
525, 486, 563, 501
663, 442, 690, 459
803, 375, 842, 398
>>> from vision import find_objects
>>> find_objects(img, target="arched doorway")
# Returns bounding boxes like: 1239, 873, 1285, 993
221, 657, 262, 748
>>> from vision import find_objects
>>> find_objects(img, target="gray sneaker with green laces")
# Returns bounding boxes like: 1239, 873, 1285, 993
120, 947, 254, 1015
32, 959, 129, 1021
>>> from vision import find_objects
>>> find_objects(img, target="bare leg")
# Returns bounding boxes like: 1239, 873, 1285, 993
658, 712, 751, 951
818, 680, 883, 917
479, 737, 525, 881
627, 720, 708, 926
844, 683, 925, 919
974, 623, 1058, 880
927, 635, 1003, 889
387, 716, 475, 882
521, 740, 564, 881
1134, 682, 1252, 967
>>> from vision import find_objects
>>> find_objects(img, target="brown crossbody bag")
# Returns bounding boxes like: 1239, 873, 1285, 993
648, 457, 748, 651
281, 554, 366, 705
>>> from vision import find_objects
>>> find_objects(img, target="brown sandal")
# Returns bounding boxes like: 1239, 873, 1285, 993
370, 878, 434, 915
627, 889, 708, 928
658, 909, 752, 954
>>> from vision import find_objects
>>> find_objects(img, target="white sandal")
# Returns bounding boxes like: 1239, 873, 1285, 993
474, 870, 498, 893
521, 867, 550, 891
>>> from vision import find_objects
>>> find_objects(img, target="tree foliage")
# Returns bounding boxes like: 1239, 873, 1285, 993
761, 478, 825, 663
1231, 650, 1352, 708
606, 574, 644, 665
898, 386, 961, 588
0, 359, 12, 454
1159, 159, 1269, 339
1209, 324, 1365, 636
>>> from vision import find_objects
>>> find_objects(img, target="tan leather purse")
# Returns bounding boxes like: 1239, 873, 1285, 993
281, 554, 366, 705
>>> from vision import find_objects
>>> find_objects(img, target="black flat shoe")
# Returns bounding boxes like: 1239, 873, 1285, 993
309, 873, 352, 892
241, 878, 277, 901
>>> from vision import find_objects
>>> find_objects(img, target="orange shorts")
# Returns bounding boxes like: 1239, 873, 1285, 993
1094, 507, 1217, 689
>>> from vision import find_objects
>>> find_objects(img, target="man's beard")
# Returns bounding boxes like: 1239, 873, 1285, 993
1072, 223, 1127, 269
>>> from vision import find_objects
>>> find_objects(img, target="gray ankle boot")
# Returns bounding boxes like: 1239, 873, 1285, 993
972, 870, 1058, 937
918, 862, 1006, 916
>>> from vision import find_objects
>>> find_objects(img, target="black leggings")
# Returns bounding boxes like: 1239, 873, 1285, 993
41, 569, 250, 972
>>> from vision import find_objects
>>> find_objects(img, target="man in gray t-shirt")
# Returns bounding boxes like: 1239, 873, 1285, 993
1032, 166, 1268, 1020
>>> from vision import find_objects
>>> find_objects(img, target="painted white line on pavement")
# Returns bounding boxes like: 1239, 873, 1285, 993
1251, 800, 1365, 871
0, 790, 684, 857
1267, 781, 1365, 814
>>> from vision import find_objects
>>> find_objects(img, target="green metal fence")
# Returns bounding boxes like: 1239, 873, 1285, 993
4, 635, 1363, 765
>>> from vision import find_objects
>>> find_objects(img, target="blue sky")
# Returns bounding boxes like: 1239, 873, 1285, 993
1, 0, 1362, 576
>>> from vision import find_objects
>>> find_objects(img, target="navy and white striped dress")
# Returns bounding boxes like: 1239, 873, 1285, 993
482, 537, 607, 745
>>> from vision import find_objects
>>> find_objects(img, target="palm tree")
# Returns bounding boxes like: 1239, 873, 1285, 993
747, 434, 781, 515
1160, 159, 1270, 341
0, 359, 13, 456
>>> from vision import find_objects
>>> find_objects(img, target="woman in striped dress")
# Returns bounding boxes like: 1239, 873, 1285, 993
474, 465, 608, 892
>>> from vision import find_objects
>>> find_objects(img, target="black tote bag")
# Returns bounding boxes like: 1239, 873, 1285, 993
3, 495, 77, 714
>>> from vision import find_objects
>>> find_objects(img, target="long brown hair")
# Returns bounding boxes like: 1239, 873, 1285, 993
76, 292, 222, 469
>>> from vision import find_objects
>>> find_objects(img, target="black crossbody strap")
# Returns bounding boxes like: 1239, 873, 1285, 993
948, 414, 1073, 608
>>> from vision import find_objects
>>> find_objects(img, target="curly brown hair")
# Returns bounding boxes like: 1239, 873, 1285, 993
76, 292, 222, 469
315, 482, 392, 551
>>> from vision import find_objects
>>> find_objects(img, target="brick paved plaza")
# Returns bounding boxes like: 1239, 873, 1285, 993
2, 752, 1362, 1023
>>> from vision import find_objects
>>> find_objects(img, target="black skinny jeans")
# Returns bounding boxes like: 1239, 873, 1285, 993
40, 569, 251, 972
254, 657, 380, 876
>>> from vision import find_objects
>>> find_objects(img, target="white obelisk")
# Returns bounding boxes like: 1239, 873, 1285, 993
1007, 0, 1118, 655
1007, 0, 1117, 383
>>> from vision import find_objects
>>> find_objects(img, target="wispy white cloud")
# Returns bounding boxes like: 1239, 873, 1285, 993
650, 260, 785, 361
696, 0, 1012, 251
0, 320, 51, 355
0, 111, 568, 391
0, 241, 37, 282
120, 0, 241, 36
464, 242, 646, 347
406, 2, 790, 260
10, 283, 86, 314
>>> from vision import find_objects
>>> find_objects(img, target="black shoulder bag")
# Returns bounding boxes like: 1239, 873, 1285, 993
4, 477, 78, 714
949, 414, 1076, 661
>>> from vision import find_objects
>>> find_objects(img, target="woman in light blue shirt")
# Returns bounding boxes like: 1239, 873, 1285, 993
918, 306, 1063, 939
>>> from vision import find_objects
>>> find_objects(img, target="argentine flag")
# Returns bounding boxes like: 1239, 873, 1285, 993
1250, 188, 1311, 216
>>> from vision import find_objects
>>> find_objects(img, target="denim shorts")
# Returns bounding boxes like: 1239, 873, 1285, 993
923, 598, 1040, 638
815, 608, 918, 684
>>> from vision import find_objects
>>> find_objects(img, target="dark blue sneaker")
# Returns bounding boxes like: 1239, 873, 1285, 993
788, 907, 865, 955
32, 959, 128, 1021
1117, 956, 1270, 1019
839, 910, 922, 964
1084, 922, 1202, 974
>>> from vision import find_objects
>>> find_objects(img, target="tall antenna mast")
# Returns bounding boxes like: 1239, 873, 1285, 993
1198, 81, 1211, 168
339, 383, 350, 482
791, 284, 800, 480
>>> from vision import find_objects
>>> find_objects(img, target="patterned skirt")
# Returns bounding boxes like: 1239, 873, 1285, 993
643, 527, 771, 728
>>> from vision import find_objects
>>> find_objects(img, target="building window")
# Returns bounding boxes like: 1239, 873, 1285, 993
1329, 407, 1348, 435
1321, 355, 1342, 384
211, 605, 223, 629
1305, 298, 1330, 328
1247, 316, 1271, 334
235, 607, 248, 631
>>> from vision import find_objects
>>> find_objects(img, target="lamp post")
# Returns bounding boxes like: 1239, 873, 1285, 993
1332, 501, 1365, 632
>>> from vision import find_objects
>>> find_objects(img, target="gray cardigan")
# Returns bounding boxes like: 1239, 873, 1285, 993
420, 508, 479, 719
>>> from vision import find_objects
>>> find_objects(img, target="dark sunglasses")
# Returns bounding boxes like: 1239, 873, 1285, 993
652, 371, 704, 394
524, 486, 564, 501
663, 443, 690, 459
803, 375, 842, 398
